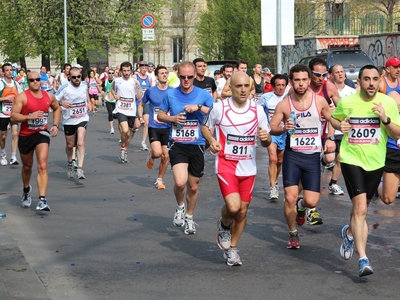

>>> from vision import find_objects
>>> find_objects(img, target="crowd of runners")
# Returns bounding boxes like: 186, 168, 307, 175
2, 56, 400, 277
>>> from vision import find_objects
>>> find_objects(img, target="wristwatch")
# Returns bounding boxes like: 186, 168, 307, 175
52, 124, 59, 128
197, 104, 202, 111
327, 136, 335, 141
382, 117, 391, 125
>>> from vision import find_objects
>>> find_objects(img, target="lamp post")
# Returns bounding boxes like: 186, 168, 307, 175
64, 0, 68, 63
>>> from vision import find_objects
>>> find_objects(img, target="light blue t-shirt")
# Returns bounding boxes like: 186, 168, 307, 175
159, 86, 214, 145
142, 86, 171, 129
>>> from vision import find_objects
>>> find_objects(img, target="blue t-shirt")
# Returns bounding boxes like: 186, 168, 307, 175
159, 86, 214, 145
142, 86, 171, 129
40, 72, 49, 90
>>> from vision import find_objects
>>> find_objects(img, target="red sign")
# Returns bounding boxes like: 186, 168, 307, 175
141, 14, 156, 29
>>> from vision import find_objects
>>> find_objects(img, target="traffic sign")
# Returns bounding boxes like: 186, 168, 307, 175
142, 29, 155, 41
141, 14, 156, 29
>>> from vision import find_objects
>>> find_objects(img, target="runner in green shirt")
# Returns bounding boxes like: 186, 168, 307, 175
330, 65, 400, 277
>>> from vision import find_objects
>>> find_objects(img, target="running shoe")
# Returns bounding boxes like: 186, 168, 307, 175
67, 164, 74, 179
0, 153, 7, 166
339, 224, 354, 260
287, 231, 300, 249
76, 168, 86, 180
296, 197, 306, 226
155, 178, 165, 190
72, 159, 78, 168
110, 128, 115, 134
21, 185, 32, 208
306, 208, 323, 225
9, 156, 19, 165
184, 217, 197, 234
223, 248, 242, 266
140, 141, 149, 151
119, 148, 128, 163
328, 184, 344, 195
325, 161, 336, 170
173, 206, 186, 227
36, 198, 50, 211
359, 257, 374, 277
216, 217, 231, 250
269, 185, 279, 201
146, 150, 154, 169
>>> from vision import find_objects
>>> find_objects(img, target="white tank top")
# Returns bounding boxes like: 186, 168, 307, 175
288, 93, 322, 154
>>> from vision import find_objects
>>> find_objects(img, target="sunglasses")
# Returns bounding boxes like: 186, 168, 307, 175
179, 75, 195, 80
108, 72, 114, 74
139, 64, 148, 67
71, 75, 81, 79
28, 78, 41, 82
312, 71, 328, 77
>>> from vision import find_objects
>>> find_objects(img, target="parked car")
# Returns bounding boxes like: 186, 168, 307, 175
299, 47, 374, 83
206, 60, 237, 77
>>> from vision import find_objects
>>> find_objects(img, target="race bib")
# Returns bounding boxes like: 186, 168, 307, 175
70, 101, 87, 118
28, 112, 48, 130
118, 97, 134, 110
348, 117, 380, 144
225, 134, 255, 160
171, 120, 199, 142
2, 101, 13, 116
290, 127, 321, 151
153, 107, 164, 124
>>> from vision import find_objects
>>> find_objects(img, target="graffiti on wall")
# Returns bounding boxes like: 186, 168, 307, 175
281, 39, 315, 73
361, 34, 400, 67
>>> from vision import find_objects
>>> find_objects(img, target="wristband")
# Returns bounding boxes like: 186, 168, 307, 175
52, 124, 59, 128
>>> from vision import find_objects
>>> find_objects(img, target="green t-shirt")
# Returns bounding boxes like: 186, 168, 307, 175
332, 92, 400, 171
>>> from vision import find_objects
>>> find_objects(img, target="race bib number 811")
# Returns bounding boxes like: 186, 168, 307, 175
225, 134, 255, 160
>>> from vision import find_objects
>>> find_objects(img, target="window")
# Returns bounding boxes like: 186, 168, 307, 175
325, 2, 349, 32
171, 6, 183, 24
172, 37, 183, 64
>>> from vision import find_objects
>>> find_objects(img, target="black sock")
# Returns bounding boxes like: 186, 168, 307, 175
329, 179, 337, 186
23, 186, 30, 193
221, 220, 231, 230
39, 196, 45, 200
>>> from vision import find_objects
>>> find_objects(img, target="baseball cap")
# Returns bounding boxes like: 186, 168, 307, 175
385, 57, 400, 68
148, 62, 154, 67
73, 64, 83, 68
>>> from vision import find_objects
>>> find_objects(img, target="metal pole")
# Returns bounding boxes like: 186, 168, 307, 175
64, 0, 68, 63
276, 0, 282, 74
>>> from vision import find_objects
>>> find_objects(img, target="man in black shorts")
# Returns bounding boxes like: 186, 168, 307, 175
158, 61, 214, 235
138, 66, 171, 189
11, 71, 61, 211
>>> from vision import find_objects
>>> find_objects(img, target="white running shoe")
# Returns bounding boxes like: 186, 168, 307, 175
0, 153, 7, 166
76, 168, 86, 179
223, 248, 242, 266
216, 217, 231, 250
9, 156, 19, 165
119, 149, 128, 163
140, 141, 149, 151
36, 198, 50, 211
67, 164, 74, 179
110, 128, 115, 134
184, 217, 197, 235
21, 185, 32, 208
173, 206, 186, 227
269, 185, 279, 201
328, 183, 344, 195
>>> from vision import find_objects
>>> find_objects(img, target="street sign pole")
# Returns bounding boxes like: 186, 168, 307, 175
141, 14, 156, 64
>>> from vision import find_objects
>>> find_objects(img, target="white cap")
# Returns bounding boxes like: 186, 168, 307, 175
73, 64, 83, 68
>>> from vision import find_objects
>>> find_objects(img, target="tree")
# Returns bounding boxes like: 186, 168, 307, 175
363, 0, 399, 31
196, 0, 271, 68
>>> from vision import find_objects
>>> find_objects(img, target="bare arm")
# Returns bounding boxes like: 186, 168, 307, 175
49, 93, 61, 136
221, 77, 232, 98
327, 81, 341, 105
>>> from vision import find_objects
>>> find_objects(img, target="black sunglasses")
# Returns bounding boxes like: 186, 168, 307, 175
71, 75, 81, 79
179, 75, 194, 80
28, 78, 41, 82
139, 64, 148, 67
108, 72, 114, 74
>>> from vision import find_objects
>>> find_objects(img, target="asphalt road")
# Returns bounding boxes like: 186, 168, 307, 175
1, 108, 400, 300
